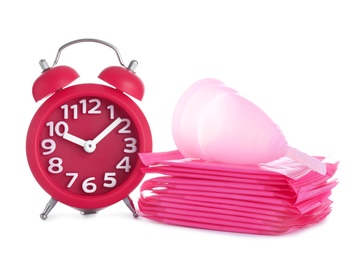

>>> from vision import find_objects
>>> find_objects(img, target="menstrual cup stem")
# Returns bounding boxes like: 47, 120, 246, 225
286, 146, 326, 175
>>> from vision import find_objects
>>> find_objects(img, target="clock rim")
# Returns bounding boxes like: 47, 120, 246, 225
26, 83, 152, 210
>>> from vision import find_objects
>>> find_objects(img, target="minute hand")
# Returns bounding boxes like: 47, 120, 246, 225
93, 117, 122, 145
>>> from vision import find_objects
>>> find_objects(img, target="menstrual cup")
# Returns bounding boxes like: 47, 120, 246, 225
172, 78, 326, 175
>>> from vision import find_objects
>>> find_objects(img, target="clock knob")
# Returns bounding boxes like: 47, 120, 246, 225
98, 61, 145, 101
32, 59, 79, 102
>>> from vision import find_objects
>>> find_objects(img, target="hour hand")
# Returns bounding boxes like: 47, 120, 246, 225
63, 132, 96, 153
63, 132, 87, 147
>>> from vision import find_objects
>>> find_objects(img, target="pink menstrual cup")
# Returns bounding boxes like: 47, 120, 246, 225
172, 78, 326, 175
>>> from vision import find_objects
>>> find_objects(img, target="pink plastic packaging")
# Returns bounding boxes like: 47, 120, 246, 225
137, 150, 339, 235
172, 78, 326, 175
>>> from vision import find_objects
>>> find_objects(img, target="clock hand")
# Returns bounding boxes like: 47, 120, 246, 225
63, 131, 96, 153
93, 117, 122, 145
63, 132, 87, 147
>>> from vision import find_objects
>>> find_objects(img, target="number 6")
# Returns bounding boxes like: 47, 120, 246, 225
82, 177, 97, 193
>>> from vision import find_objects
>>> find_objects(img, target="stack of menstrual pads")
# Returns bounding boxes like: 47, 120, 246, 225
137, 150, 339, 235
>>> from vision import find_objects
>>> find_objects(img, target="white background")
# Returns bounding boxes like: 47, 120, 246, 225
1, 1, 363, 259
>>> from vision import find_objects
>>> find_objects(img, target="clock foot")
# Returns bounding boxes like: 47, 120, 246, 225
123, 196, 139, 218
40, 197, 58, 220
80, 210, 98, 215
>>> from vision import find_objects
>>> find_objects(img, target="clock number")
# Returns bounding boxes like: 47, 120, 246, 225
82, 177, 97, 193
124, 137, 137, 153
103, 172, 117, 188
79, 98, 101, 114
107, 105, 115, 119
61, 104, 78, 119
41, 139, 56, 155
65, 173, 78, 188
46, 121, 69, 137
48, 157, 63, 174
118, 118, 131, 134
88, 99, 101, 114
116, 156, 131, 172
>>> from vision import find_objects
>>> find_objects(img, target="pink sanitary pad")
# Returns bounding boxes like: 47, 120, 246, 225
137, 150, 339, 235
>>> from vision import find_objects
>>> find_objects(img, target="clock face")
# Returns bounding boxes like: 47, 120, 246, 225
27, 84, 152, 209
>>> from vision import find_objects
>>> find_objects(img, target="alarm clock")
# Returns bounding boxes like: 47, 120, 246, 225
26, 39, 153, 219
